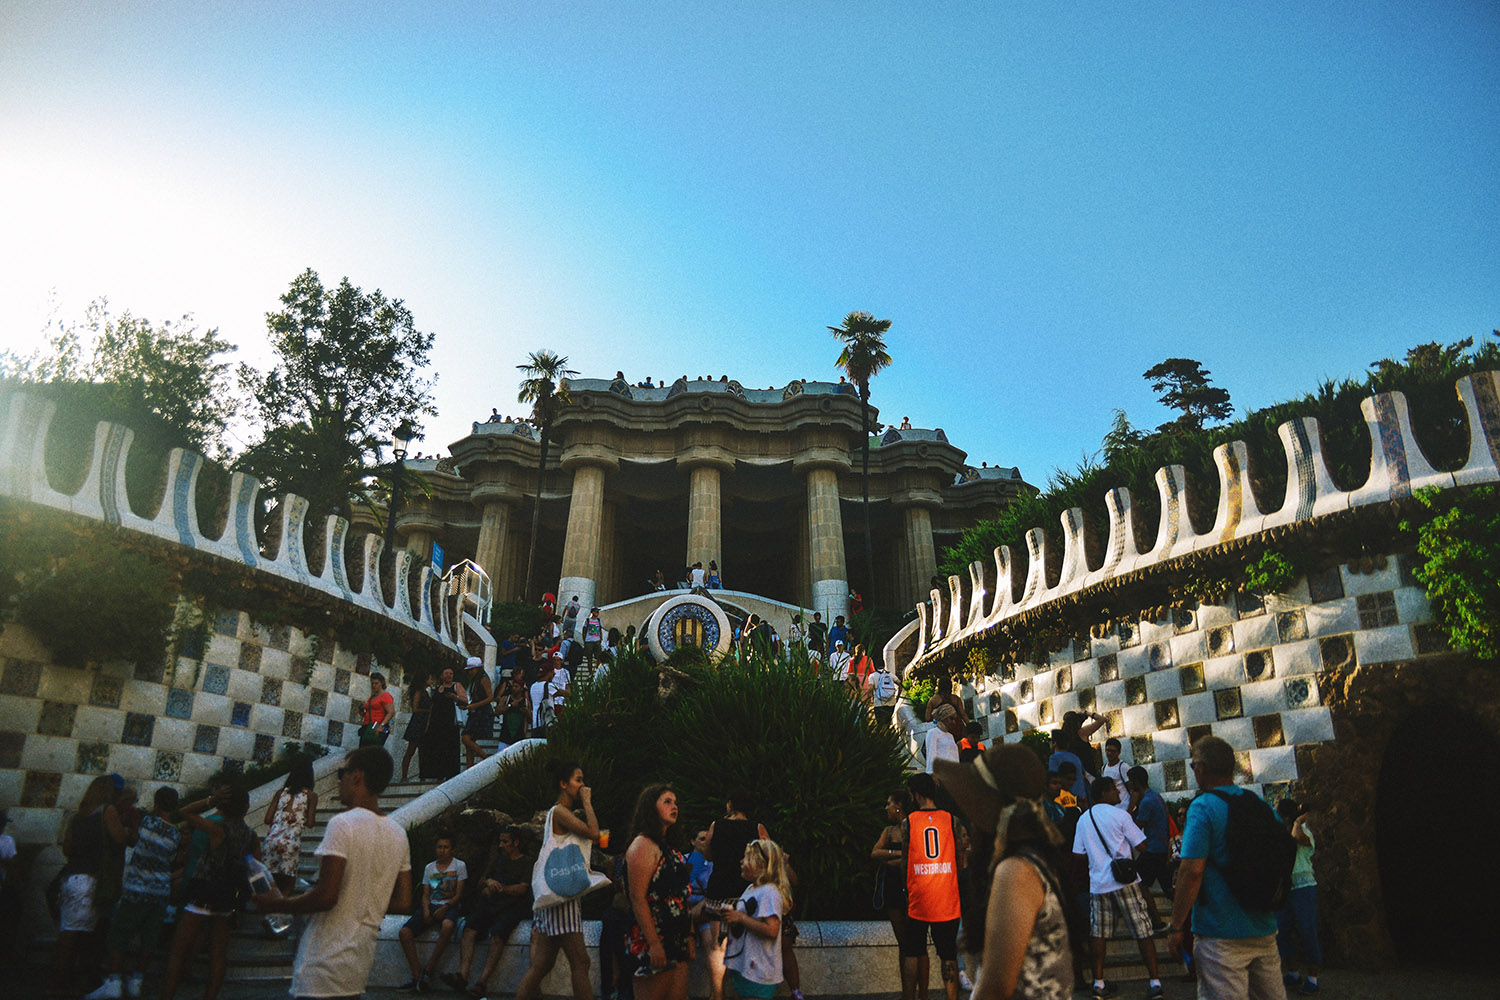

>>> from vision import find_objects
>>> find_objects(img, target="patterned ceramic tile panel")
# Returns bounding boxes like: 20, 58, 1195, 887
260, 677, 283, 707
1205, 625, 1235, 658
165, 688, 194, 720
0, 731, 23, 768
1148, 642, 1172, 670
252, 734, 275, 762
1076, 686, 1095, 714
37, 701, 77, 737
1356, 592, 1398, 629
1055, 666, 1073, 693
22, 770, 61, 807
1038, 698, 1053, 724
153, 750, 183, 782
267, 624, 291, 651
1162, 759, 1188, 792
202, 664, 230, 695
1117, 622, 1139, 649
1235, 590, 1266, 618
333, 669, 351, 695
1244, 649, 1275, 682
0, 659, 43, 697
1096, 654, 1118, 683
1214, 689, 1243, 720
222, 758, 244, 775
1179, 663, 1206, 694
1072, 638, 1091, 661
1318, 634, 1356, 671
282, 709, 303, 738
1131, 734, 1156, 765
1019, 679, 1033, 703
1276, 611, 1308, 643
1307, 566, 1344, 603
1252, 714, 1285, 748
122, 712, 155, 746
231, 700, 252, 726
1173, 607, 1197, 633
238, 643, 262, 673
74, 741, 110, 774
1125, 676, 1147, 706
326, 720, 345, 746
289, 656, 314, 685
215, 609, 241, 635
193, 725, 220, 754
1154, 698, 1180, 730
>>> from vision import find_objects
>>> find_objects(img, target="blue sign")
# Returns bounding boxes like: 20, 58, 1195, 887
431, 542, 445, 573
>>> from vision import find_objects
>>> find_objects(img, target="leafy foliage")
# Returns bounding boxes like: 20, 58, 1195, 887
236, 269, 436, 520
490, 600, 547, 641
1404, 486, 1500, 661
1142, 357, 1233, 431
938, 333, 1500, 582
474, 650, 910, 918
0, 299, 240, 458
829, 310, 893, 595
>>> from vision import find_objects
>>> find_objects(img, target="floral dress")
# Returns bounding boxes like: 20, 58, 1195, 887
262, 789, 310, 878
626, 845, 694, 965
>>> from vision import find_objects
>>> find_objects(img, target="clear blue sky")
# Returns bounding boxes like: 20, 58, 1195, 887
2, 2, 1496, 484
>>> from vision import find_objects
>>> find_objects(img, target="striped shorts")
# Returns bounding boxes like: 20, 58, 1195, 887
533, 898, 582, 937
1090, 882, 1153, 940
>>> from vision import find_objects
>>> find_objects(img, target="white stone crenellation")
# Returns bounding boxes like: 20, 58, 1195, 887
0, 389, 495, 660
886, 371, 1500, 674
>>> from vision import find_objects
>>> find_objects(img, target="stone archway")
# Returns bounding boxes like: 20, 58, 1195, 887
1296, 654, 1500, 966
1376, 705, 1500, 964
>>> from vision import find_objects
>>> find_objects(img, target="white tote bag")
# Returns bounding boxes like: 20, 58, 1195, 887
530, 805, 611, 910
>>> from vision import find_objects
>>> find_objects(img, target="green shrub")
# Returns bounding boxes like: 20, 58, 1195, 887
1404, 485, 1500, 661
472, 650, 910, 918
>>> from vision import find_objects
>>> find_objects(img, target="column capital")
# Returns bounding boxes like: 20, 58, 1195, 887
676, 445, 735, 475
469, 482, 524, 508
890, 487, 943, 509
559, 444, 620, 474
792, 449, 851, 475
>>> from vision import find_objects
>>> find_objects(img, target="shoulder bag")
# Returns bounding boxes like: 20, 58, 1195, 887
1088, 806, 1138, 884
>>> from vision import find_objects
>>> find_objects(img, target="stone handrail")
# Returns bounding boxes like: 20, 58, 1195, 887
887, 371, 1500, 673
0, 389, 494, 661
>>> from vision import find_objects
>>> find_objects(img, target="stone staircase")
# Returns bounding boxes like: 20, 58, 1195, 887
1092, 887, 1188, 984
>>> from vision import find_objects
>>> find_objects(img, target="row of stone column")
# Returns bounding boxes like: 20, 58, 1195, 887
462, 457, 939, 618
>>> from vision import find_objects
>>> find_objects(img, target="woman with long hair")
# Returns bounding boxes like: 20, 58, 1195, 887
400, 670, 434, 782
718, 839, 793, 1000
160, 785, 258, 1000
700, 792, 770, 1000
934, 746, 1073, 1000
50, 775, 133, 997
422, 664, 466, 780
261, 759, 319, 895
870, 789, 913, 959
625, 784, 694, 1000
516, 759, 601, 1000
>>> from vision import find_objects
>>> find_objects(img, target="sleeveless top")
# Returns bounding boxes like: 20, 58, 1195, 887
625, 844, 694, 962
1007, 850, 1074, 999
705, 817, 759, 901
906, 809, 960, 922
263, 789, 311, 877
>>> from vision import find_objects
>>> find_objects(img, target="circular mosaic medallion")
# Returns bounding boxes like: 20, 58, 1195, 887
647, 595, 731, 661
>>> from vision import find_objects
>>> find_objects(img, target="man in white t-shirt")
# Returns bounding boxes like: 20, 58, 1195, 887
828, 640, 852, 680
256, 745, 412, 1000
529, 661, 560, 736
1101, 737, 1131, 800
925, 704, 962, 774
1072, 777, 1163, 999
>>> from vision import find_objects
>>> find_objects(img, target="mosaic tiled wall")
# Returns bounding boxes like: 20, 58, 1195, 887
931, 554, 1440, 802
0, 611, 389, 845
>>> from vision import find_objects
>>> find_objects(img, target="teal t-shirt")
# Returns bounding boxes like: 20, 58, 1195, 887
1179, 785, 1278, 939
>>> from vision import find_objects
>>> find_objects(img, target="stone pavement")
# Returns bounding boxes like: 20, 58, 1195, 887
187, 967, 1488, 999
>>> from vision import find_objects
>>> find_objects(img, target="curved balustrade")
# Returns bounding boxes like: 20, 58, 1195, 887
0, 389, 496, 660
886, 372, 1500, 673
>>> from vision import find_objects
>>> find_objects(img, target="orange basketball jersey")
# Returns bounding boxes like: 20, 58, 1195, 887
905, 809, 961, 921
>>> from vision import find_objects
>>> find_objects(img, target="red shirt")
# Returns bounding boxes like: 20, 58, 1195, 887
362, 690, 394, 727
906, 809, 961, 921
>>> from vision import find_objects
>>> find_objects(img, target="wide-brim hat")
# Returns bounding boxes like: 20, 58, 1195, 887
933, 744, 1047, 833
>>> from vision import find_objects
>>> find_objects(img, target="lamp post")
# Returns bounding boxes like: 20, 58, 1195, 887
383, 418, 417, 553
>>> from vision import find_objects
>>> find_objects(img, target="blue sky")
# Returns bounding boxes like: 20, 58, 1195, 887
2, 2, 1496, 484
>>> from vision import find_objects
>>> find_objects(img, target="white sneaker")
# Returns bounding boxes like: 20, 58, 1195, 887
125, 972, 144, 998
83, 976, 122, 1000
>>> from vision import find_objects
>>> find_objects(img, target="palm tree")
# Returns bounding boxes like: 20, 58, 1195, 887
828, 310, 893, 600
517, 350, 578, 601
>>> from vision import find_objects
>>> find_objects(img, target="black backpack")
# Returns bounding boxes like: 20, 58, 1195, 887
1206, 789, 1296, 912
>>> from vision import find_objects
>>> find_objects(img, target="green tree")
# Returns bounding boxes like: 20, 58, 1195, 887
517, 350, 577, 601
0, 298, 240, 457
235, 269, 436, 521
1142, 357, 1233, 431
828, 310, 893, 599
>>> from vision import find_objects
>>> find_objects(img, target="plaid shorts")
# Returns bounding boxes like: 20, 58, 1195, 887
1090, 882, 1153, 940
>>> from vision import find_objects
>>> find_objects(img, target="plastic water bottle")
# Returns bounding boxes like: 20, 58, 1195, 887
246, 855, 293, 936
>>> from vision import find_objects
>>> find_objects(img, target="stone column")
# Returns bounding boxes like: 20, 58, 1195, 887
804, 466, 850, 622
686, 465, 722, 571
902, 504, 939, 608
473, 496, 513, 586
558, 462, 610, 614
